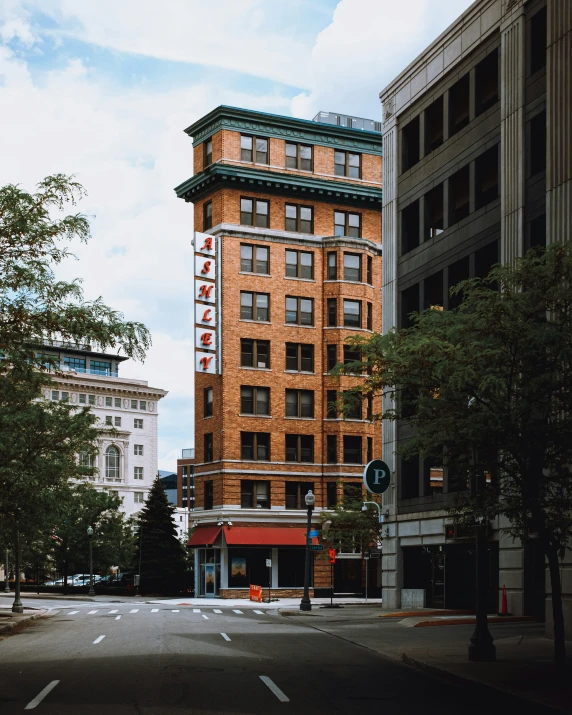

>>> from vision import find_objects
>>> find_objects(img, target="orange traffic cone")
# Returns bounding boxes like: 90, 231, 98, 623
498, 584, 510, 616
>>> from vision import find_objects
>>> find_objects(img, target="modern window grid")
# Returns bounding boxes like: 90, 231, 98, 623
285, 343, 314, 372
240, 200, 269, 229
334, 211, 361, 238
91, 360, 111, 376
285, 296, 314, 325
240, 134, 269, 164
327, 252, 337, 279
64, 356, 86, 372
285, 389, 314, 418
285, 204, 313, 234
204, 387, 213, 417
240, 243, 269, 273
343, 253, 362, 282
240, 386, 270, 415
241, 433, 270, 461
203, 201, 213, 230
285, 142, 313, 171
334, 151, 361, 178
134, 467, 144, 480
285, 249, 314, 279
285, 436, 314, 464
241, 292, 270, 321
240, 339, 270, 369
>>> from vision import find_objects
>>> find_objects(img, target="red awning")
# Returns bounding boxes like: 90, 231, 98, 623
223, 526, 307, 546
188, 526, 221, 547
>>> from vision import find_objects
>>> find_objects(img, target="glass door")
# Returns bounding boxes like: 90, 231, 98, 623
198, 548, 220, 596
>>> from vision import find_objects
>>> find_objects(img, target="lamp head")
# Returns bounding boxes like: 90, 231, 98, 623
227, 521, 233, 527
361, 504, 367, 512
87, 525, 94, 536
305, 490, 315, 507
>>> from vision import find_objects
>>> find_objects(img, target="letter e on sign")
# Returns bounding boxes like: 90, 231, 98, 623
195, 328, 217, 352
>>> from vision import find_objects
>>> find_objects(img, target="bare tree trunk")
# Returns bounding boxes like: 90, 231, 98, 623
546, 546, 567, 667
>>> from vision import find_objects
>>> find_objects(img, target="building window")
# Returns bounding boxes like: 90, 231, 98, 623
134, 444, 143, 456
327, 252, 337, 280
240, 200, 269, 229
241, 432, 270, 461
115, 398, 121, 408
401, 455, 420, 499
367, 437, 373, 463
285, 343, 314, 372
525, 213, 546, 253
285, 296, 314, 326
114, 416, 121, 427
285, 480, 315, 507
134, 492, 144, 504
529, 6, 547, 76
285, 250, 314, 279
334, 211, 361, 238
449, 74, 470, 136
326, 482, 338, 507
344, 390, 362, 420
529, 111, 546, 176
285, 389, 314, 418
334, 151, 361, 178
241, 135, 268, 164
105, 446, 120, 480
131, 400, 137, 409
204, 138, 213, 167
285, 437, 314, 464
240, 386, 270, 416
134, 418, 143, 429
285, 204, 313, 234
343, 436, 362, 464
240, 480, 270, 508
402, 200, 420, 254
88, 395, 95, 405
343, 253, 362, 282
326, 344, 337, 372
240, 339, 270, 369
285, 142, 313, 171
423, 271, 443, 311
475, 50, 498, 115
401, 283, 420, 329
79, 451, 93, 471
343, 299, 361, 328
424, 184, 444, 240
402, 115, 420, 172
327, 298, 337, 327
204, 480, 214, 510
326, 390, 338, 419
203, 201, 212, 231
105, 415, 112, 425
64, 356, 86, 373
204, 387, 213, 417
240, 292, 269, 321
424, 96, 443, 154
105, 397, 112, 407
140, 401, 146, 410
60, 391, 68, 402
475, 146, 499, 209
449, 165, 470, 224
366, 255, 373, 285
326, 435, 337, 464
204, 433, 213, 462
240, 243, 269, 273
343, 344, 361, 368
79, 394, 86, 404
367, 302, 373, 331
134, 467, 143, 480
366, 393, 374, 421
343, 482, 362, 504
91, 360, 111, 376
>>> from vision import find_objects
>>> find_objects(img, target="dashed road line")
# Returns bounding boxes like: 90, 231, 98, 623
213, 609, 223, 613
254, 610, 264, 615
202, 615, 209, 620
25, 680, 60, 710
221, 633, 231, 641
115, 616, 121, 621
87, 610, 98, 615
233, 609, 243, 614
68, 611, 79, 615
129, 609, 139, 614
260, 675, 289, 703
193, 609, 201, 613
109, 610, 118, 614
172, 610, 180, 613
93, 635, 105, 644
151, 608, 159, 612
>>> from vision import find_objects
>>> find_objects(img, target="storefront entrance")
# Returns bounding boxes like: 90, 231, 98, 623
198, 548, 221, 596
334, 557, 362, 595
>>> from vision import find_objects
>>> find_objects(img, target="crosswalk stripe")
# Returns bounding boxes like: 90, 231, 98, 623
202, 615, 209, 620
130, 609, 139, 613
233, 610, 243, 614
115, 615, 121, 620
88, 610, 98, 614
151, 608, 159, 612
213, 609, 223, 613
109, 610, 118, 614
172, 610, 180, 612
193, 609, 201, 613
253, 610, 264, 614
68, 611, 79, 615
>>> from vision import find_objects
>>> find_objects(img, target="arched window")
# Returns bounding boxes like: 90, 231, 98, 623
105, 445, 120, 481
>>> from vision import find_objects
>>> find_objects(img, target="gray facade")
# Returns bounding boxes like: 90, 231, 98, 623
379, 0, 571, 631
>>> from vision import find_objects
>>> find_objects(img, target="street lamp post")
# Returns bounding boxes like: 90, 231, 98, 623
87, 526, 95, 597
12, 530, 23, 614
300, 490, 315, 612
136, 525, 143, 596
4, 549, 10, 593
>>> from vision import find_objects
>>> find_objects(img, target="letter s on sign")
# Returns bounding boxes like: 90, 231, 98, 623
201, 260, 212, 275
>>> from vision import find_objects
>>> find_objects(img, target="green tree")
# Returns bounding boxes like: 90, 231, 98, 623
135, 477, 186, 595
339, 244, 572, 665
322, 482, 381, 554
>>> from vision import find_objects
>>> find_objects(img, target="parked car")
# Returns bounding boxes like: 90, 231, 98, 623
97, 572, 134, 587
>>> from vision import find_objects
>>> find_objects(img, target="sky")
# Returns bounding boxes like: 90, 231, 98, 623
0, 0, 473, 470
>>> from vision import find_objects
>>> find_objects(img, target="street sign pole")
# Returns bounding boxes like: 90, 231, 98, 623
321, 548, 342, 609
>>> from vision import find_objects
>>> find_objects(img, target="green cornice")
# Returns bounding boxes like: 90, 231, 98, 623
174, 164, 382, 208
184, 105, 382, 156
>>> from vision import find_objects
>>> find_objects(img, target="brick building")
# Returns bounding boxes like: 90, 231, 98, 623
175, 106, 383, 598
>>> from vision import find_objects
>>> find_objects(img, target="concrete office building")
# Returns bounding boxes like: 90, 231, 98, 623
379, 0, 571, 630
175, 106, 383, 598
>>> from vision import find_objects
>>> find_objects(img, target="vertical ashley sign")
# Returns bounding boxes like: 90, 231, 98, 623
195, 232, 219, 374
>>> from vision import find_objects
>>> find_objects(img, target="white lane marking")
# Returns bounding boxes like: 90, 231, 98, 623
232, 609, 243, 614
129, 609, 139, 613
25, 680, 60, 710
260, 676, 290, 703
202, 615, 209, 620
172, 610, 180, 613
213, 609, 223, 613
115, 616, 121, 620
109, 610, 118, 614
221, 632, 231, 641
151, 608, 159, 613
87, 610, 98, 614
254, 610, 264, 614
93, 635, 105, 644
193, 609, 201, 613
68, 611, 79, 615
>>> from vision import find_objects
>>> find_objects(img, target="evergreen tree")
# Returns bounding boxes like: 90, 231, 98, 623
135, 477, 185, 595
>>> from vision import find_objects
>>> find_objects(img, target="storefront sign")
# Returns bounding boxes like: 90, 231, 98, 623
194, 232, 219, 374
249, 584, 263, 603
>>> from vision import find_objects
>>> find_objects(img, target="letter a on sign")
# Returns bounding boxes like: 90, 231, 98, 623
194, 231, 216, 257
363, 459, 391, 495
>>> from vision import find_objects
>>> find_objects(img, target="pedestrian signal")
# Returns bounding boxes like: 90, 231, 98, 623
328, 549, 337, 564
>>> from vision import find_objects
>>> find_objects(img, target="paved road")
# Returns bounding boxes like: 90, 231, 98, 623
0, 604, 557, 714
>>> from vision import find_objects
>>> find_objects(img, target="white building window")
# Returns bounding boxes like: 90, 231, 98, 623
139, 401, 147, 410
105, 445, 120, 481
131, 400, 137, 409
134, 492, 144, 504
114, 416, 121, 427
134, 444, 144, 456
105, 416, 112, 425
106, 397, 112, 406
114, 398, 121, 408
134, 467, 144, 480
134, 418, 143, 429
79, 394, 86, 404
51, 391, 59, 400
88, 395, 95, 405
79, 451, 93, 469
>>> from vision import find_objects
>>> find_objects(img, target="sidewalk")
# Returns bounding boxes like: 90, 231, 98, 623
0, 609, 47, 636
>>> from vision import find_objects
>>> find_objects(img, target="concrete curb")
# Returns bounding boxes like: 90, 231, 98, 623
0, 593, 96, 602
0, 610, 49, 635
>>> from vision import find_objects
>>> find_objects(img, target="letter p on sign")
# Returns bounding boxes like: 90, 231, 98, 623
363, 459, 391, 495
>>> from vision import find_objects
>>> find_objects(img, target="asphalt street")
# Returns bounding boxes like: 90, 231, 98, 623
0, 603, 557, 714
